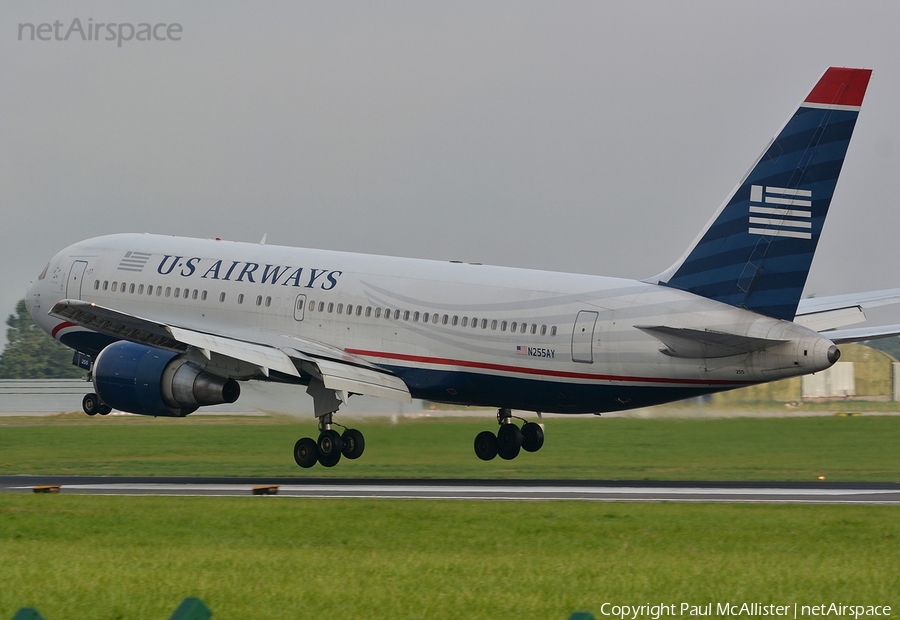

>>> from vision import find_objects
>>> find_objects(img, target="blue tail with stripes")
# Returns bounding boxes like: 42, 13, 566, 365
654, 67, 871, 321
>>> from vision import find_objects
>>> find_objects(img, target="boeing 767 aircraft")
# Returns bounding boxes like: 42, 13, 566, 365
26, 67, 892, 467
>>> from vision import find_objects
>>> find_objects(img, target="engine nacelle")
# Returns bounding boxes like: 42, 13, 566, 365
93, 341, 240, 417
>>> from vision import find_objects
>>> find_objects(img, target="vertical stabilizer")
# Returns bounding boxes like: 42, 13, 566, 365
654, 67, 871, 321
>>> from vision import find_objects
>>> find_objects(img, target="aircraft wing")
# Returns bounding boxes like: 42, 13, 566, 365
49, 299, 411, 402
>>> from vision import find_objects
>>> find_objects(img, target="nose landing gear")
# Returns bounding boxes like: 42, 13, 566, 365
473, 408, 544, 461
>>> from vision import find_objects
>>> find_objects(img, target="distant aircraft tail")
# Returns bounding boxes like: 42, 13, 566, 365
652, 67, 872, 321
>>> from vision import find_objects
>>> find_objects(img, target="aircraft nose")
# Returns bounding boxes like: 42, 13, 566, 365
25, 263, 49, 325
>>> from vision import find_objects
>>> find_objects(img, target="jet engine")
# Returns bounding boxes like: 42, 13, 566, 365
92, 341, 240, 417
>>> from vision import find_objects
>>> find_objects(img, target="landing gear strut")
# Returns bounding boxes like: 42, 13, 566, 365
292, 379, 366, 469
473, 408, 544, 461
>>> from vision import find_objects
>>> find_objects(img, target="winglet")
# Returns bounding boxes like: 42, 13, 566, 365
805, 67, 871, 108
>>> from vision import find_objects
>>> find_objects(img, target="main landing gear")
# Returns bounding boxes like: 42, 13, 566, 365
293, 378, 365, 469
293, 413, 366, 469
474, 408, 544, 461
82, 393, 112, 416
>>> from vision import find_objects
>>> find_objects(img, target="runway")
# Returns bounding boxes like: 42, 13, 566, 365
2, 476, 899, 504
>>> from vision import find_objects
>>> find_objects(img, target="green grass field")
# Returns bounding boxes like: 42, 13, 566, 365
1, 413, 898, 480
1, 414, 898, 619
0, 496, 898, 620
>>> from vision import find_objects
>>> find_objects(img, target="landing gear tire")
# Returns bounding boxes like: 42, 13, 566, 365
294, 437, 319, 468
521, 422, 544, 453
98, 405, 112, 416
497, 424, 522, 460
341, 428, 365, 460
317, 430, 343, 468
82, 393, 101, 416
474, 430, 499, 461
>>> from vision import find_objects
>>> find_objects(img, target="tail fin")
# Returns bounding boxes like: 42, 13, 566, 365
653, 67, 872, 321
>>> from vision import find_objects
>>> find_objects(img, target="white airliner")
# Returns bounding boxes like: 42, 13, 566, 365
25, 67, 897, 467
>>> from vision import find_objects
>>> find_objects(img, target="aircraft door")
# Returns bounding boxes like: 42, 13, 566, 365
294, 294, 307, 321
66, 260, 88, 300
572, 310, 599, 363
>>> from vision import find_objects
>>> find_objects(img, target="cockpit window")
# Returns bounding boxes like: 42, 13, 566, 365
38, 263, 49, 280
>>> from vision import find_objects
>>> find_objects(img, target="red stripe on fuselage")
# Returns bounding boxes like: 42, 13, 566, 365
344, 348, 753, 387
51, 321, 77, 339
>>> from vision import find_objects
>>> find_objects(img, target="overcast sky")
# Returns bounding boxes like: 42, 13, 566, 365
3, 1, 900, 351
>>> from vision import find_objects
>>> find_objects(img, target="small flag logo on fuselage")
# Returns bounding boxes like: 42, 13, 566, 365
118, 251, 153, 272
748, 185, 812, 240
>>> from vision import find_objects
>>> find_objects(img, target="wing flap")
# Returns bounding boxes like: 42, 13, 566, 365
635, 325, 787, 358
302, 356, 411, 402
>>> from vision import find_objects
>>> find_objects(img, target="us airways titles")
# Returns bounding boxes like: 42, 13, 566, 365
154, 255, 342, 290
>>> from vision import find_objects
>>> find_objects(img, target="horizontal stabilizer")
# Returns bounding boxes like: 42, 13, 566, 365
793, 305, 866, 332
635, 325, 787, 358
817, 323, 900, 344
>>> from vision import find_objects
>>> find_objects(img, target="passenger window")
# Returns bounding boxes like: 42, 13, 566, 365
451, 316, 458, 326
327, 303, 334, 313
481, 319, 488, 329
491, 320, 497, 330
174, 288, 180, 297
413, 311, 420, 322
219, 292, 226, 302
129, 284, 135, 294
540, 325, 547, 335
365, 306, 372, 317
165, 287, 171, 297
238, 294, 244, 304
357, 306, 362, 316
138, 284, 144, 294
501, 321, 507, 332
461, 317, 468, 327
94, 280, 100, 290
550, 326, 557, 336
394, 309, 400, 320
157, 286, 162, 296
346, 304, 353, 315
422, 312, 429, 323
309, 300, 316, 311
257, 296, 263, 306
337, 304, 343, 314
433, 314, 439, 324
318, 302, 325, 312
103, 281, 109, 291
192, 290, 198, 300
265, 296, 271, 307
510, 322, 516, 332
112, 282, 118, 292
202, 291, 208, 301
374, 307, 381, 318
404, 310, 410, 321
